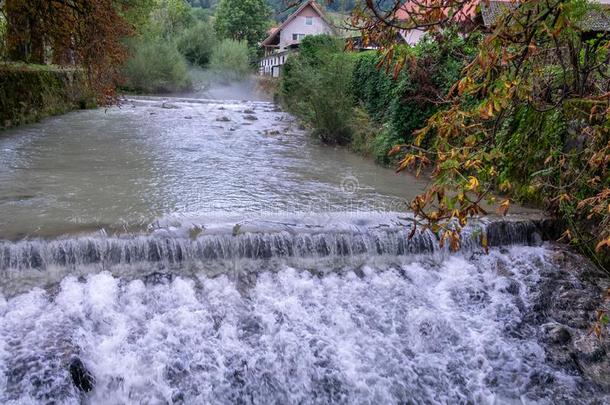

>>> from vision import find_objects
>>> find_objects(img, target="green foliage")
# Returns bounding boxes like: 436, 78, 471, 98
495, 102, 610, 268
281, 35, 355, 145
214, 0, 271, 46
348, 106, 377, 156
496, 107, 567, 203
351, 30, 477, 163
0, 64, 94, 128
122, 38, 191, 93
298, 35, 345, 65
209, 39, 251, 80
281, 31, 474, 150
177, 20, 217, 67
118, 0, 157, 34
187, 0, 218, 8
148, 0, 194, 39
190, 6, 212, 21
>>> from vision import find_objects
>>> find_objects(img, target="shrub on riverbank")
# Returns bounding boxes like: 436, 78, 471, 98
352, 31, 478, 162
209, 39, 252, 81
177, 20, 217, 67
280, 32, 474, 155
281, 35, 357, 145
121, 39, 191, 93
495, 102, 610, 269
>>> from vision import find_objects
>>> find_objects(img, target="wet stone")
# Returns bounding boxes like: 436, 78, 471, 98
542, 323, 572, 345
143, 272, 175, 285
69, 358, 95, 393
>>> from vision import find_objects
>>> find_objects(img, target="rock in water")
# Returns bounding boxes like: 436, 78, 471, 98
69, 358, 95, 393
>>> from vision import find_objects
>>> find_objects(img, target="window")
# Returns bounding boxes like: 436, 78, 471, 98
292, 33, 306, 41
305, 16, 313, 25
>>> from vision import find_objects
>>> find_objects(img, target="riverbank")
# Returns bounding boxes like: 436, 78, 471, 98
0, 63, 95, 130
270, 34, 609, 272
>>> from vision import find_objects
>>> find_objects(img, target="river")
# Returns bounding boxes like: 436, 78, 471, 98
0, 86, 608, 404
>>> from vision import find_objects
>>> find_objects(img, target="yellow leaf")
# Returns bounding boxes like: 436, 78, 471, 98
596, 237, 610, 252
481, 233, 489, 254
467, 176, 479, 191
498, 199, 510, 216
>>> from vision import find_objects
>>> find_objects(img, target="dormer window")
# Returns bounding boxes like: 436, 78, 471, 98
306, 16, 313, 25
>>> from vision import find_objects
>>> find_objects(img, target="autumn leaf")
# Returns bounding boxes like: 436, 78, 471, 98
498, 199, 510, 216
387, 145, 403, 156
481, 233, 489, 254
596, 237, 610, 252
467, 176, 480, 191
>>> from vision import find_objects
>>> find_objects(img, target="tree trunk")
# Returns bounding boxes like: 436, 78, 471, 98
28, 17, 45, 64
5, 0, 28, 61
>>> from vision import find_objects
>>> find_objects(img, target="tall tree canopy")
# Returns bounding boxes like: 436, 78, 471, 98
214, 0, 271, 44
1, 0, 137, 103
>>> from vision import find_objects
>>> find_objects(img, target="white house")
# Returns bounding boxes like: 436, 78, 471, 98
259, 0, 335, 77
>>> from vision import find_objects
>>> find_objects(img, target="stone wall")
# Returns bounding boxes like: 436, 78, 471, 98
0, 63, 95, 129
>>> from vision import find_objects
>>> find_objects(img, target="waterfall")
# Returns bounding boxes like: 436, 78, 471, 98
0, 218, 547, 272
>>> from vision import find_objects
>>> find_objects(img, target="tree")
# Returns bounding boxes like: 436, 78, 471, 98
148, 0, 193, 39
214, 0, 271, 46
177, 20, 217, 66
119, 0, 157, 34
353, 0, 609, 261
1, 0, 136, 103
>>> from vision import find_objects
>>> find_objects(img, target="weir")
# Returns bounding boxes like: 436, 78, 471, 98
0, 216, 549, 272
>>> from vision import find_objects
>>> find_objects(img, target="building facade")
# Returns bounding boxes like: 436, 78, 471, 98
259, 0, 335, 77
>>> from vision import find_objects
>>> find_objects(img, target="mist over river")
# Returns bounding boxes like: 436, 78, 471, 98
0, 84, 608, 404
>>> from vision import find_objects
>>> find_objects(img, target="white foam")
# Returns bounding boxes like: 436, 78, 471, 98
0, 247, 602, 403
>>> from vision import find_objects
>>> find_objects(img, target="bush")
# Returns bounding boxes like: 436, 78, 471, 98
349, 106, 378, 156
351, 30, 475, 159
177, 21, 217, 67
122, 38, 191, 93
298, 34, 344, 66
306, 53, 355, 144
209, 39, 251, 81
280, 30, 476, 153
494, 102, 609, 268
281, 36, 354, 145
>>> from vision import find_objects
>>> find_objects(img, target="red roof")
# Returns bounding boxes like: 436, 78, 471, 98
395, 0, 480, 23
261, 0, 334, 47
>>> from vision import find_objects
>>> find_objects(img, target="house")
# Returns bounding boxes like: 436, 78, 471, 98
259, 0, 335, 77
395, 0, 479, 45
397, 0, 610, 44
480, 0, 610, 36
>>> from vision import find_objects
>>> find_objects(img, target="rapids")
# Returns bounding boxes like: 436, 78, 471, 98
0, 245, 608, 404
